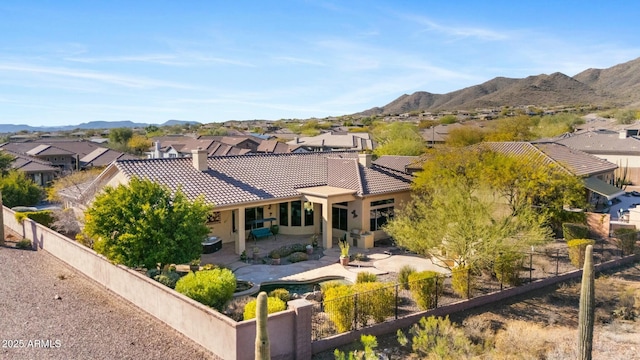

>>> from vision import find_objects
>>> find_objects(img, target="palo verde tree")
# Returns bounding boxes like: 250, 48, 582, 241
0, 170, 43, 208
371, 121, 426, 157
83, 177, 212, 269
386, 147, 554, 270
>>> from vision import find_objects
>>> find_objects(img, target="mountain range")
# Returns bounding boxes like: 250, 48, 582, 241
359, 56, 640, 116
0, 120, 200, 134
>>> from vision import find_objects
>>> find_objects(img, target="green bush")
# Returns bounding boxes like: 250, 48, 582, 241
323, 284, 354, 332
355, 272, 377, 283
451, 265, 475, 299
399, 265, 416, 290
287, 251, 308, 263
352, 282, 394, 324
398, 316, 478, 358
175, 268, 236, 311
407, 271, 444, 310
320, 280, 344, 293
146, 268, 162, 278
562, 223, 589, 241
155, 272, 181, 289
15, 239, 32, 250
494, 252, 524, 286
268, 288, 291, 302
567, 239, 596, 267
15, 210, 54, 227
613, 228, 637, 255
243, 296, 286, 320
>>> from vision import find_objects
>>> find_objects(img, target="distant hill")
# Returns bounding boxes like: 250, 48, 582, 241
0, 120, 200, 133
359, 57, 640, 116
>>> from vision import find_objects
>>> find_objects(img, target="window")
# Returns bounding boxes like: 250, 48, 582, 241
279, 202, 288, 226
245, 207, 264, 230
370, 199, 394, 231
332, 204, 348, 231
291, 201, 302, 226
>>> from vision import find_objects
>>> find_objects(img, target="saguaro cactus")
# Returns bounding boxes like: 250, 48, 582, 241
255, 291, 270, 360
578, 245, 594, 360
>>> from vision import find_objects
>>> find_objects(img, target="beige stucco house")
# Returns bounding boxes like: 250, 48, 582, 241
70, 151, 414, 255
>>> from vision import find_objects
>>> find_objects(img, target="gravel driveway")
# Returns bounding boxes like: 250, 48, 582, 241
0, 245, 220, 360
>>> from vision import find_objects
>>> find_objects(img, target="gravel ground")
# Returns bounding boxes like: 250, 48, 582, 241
0, 244, 220, 360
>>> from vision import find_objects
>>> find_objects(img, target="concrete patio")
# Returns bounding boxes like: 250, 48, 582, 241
197, 233, 447, 290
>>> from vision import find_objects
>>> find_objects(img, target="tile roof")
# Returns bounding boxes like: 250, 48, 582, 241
288, 132, 374, 150
373, 155, 420, 174
81, 148, 139, 167
2, 140, 101, 158
26, 144, 75, 156
112, 152, 412, 207
482, 142, 617, 177
1, 149, 60, 173
554, 130, 640, 155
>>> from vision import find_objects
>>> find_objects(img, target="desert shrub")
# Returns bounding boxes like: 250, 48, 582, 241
146, 268, 161, 278
320, 280, 344, 293
268, 288, 291, 302
287, 251, 308, 263
398, 316, 478, 358
567, 239, 596, 267
352, 282, 394, 324
334, 334, 378, 360
243, 296, 286, 320
613, 287, 637, 320
355, 272, 377, 283
155, 271, 181, 289
175, 268, 236, 311
75, 233, 95, 248
613, 228, 637, 255
562, 222, 589, 241
399, 265, 416, 290
15, 239, 32, 250
492, 320, 551, 359
224, 296, 253, 322
353, 253, 369, 261
451, 265, 475, 299
494, 252, 524, 286
408, 271, 445, 310
201, 263, 218, 270
323, 285, 354, 332
268, 243, 307, 258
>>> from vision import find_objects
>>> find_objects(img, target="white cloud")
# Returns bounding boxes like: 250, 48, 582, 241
402, 14, 509, 41
0, 63, 195, 89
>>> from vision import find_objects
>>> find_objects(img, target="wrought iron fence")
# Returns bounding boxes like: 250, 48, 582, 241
311, 239, 630, 341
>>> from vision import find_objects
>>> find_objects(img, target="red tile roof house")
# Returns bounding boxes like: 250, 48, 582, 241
70, 151, 415, 254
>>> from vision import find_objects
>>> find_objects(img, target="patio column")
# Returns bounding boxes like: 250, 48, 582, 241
237, 207, 246, 254
322, 200, 333, 249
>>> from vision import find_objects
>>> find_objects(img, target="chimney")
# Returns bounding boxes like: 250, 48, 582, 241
619, 130, 628, 139
294, 136, 299, 144
154, 141, 161, 158
358, 153, 372, 168
192, 147, 208, 171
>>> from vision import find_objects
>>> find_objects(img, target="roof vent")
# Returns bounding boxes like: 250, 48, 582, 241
358, 153, 372, 168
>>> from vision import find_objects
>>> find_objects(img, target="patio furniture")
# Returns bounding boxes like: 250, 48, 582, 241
249, 227, 273, 241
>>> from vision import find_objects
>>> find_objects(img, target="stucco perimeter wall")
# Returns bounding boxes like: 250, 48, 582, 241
586, 212, 610, 239
4, 207, 309, 360
312, 253, 640, 355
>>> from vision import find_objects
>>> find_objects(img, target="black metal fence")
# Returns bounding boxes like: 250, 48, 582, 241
311, 240, 630, 341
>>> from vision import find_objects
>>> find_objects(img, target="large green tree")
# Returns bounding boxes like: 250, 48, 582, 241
84, 177, 212, 269
0, 170, 43, 208
372, 122, 425, 157
386, 146, 586, 269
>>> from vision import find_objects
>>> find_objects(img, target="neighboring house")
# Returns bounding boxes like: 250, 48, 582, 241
287, 132, 374, 152
554, 129, 640, 185
0, 139, 104, 171
80, 148, 140, 168
68, 151, 414, 254
148, 135, 300, 158
483, 141, 623, 208
420, 122, 487, 146
0, 149, 60, 186
373, 155, 421, 174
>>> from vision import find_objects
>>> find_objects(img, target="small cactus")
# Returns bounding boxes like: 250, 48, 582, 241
255, 291, 270, 360
578, 245, 594, 360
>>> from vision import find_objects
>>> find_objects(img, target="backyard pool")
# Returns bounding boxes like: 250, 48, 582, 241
258, 277, 351, 296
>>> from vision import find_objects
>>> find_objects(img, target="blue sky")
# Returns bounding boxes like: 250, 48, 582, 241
1, 1, 639, 127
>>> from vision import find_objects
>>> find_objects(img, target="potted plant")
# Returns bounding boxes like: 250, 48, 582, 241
310, 233, 319, 248
253, 246, 261, 261
240, 250, 247, 262
271, 252, 281, 265
189, 259, 200, 272
339, 240, 349, 266
306, 244, 314, 255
